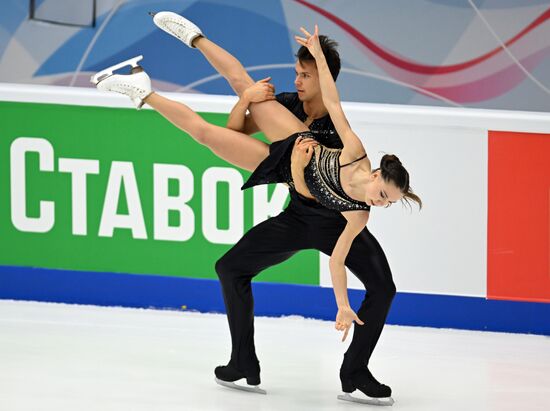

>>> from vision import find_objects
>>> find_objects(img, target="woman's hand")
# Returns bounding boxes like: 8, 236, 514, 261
291, 136, 318, 170
294, 25, 322, 59
242, 77, 275, 103
335, 306, 364, 342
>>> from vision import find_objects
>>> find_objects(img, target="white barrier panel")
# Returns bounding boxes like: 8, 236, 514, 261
321, 124, 488, 297
1, 83, 550, 304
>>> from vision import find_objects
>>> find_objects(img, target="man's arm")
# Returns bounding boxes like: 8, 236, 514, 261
226, 98, 261, 135
226, 77, 274, 135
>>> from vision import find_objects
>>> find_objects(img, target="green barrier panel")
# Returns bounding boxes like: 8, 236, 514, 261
0, 102, 319, 285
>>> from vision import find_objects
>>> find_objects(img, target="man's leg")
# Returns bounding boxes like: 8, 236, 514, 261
214, 208, 309, 383
339, 228, 396, 375
313, 223, 395, 396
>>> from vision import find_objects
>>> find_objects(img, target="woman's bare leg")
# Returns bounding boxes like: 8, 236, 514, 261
144, 92, 268, 172
194, 37, 309, 142
193, 37, 253, 97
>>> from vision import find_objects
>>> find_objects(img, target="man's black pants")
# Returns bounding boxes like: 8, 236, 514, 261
215, 191, 396, 377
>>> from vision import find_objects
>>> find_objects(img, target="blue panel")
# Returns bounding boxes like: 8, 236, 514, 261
35, 1, 295, 94
1, 265, 549, 335
0, 1, 29, 59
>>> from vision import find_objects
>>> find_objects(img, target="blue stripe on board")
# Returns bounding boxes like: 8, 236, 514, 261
1, 265, 548, 335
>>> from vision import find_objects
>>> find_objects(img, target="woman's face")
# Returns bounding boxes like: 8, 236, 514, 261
364, 171, 403, 207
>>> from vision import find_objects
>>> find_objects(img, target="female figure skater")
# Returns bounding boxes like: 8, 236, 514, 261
92, 15, 420, 405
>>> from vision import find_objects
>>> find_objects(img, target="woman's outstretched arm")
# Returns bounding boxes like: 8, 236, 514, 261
329, 210, 369, 341
295, 26, 367, 163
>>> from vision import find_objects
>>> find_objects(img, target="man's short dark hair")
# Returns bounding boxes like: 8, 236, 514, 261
295, 35, 341, 81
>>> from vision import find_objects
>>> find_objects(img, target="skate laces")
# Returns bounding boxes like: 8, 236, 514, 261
166, 20, 194, 42
104, 75, 148, 99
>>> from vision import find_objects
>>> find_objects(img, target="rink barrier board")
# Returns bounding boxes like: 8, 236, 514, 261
1, 265, 549, 336
1, 84, 550, 330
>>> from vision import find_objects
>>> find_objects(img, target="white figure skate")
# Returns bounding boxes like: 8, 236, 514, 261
149, 11, 203, 48
214, 378, 267, 395
337, 392, 395, 406
91, 56, 152, 109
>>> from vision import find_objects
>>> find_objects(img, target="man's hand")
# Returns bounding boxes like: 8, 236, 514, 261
291, 136, 318, 170
243, 77, 276, 103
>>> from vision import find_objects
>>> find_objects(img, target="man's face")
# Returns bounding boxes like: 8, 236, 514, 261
294, 60, 321, 103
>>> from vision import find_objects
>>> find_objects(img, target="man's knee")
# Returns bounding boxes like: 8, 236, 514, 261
215, 254, 234, 281
369, 280, 396, 305
376, 281, 397, 308
386, 281, 397, 301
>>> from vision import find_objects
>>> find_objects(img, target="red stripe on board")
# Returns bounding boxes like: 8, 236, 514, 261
487, 131, 550, 303
295, 0, 550, 75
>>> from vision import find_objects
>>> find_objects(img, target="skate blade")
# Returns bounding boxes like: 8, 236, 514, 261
90, 55, 143, 85
215, 378, 267, 395
338, 392, 394, 406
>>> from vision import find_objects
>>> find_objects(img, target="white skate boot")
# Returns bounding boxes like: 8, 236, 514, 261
91, 56, 152, 109
149, 11, 203, 48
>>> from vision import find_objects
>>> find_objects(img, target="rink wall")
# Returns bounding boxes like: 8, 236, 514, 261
1, 84, 549, 335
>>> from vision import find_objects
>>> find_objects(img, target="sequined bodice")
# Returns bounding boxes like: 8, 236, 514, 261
241, 132, 370, 212
304, 145, 371, 212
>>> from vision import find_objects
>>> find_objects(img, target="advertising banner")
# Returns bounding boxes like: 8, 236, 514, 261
0, 101, 318, 285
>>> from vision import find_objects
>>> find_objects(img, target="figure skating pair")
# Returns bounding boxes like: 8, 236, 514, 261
93, 11, 421, 406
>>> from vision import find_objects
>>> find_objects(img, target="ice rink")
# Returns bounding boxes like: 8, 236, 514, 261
1, 300, 549, 411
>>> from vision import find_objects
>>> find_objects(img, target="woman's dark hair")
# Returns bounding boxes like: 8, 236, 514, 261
296, 35, 341, 80
378, 154, 422, 209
